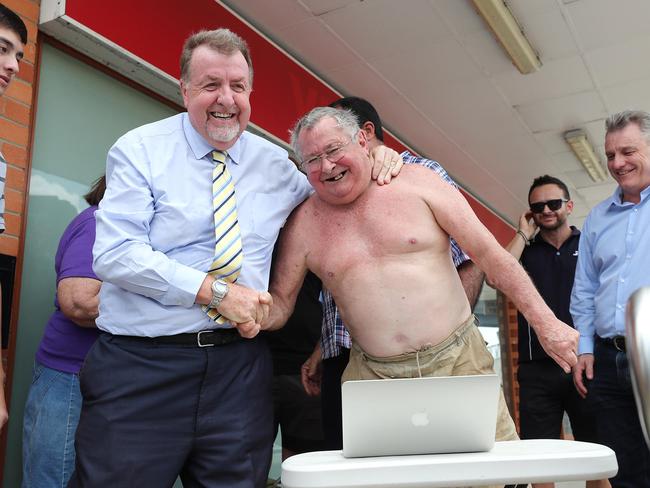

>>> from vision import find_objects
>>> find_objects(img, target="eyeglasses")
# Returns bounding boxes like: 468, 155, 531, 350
299, 138, 353, 173
529, 199, 568, 213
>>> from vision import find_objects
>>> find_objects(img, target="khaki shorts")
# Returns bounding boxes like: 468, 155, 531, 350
342, 315, 518, 488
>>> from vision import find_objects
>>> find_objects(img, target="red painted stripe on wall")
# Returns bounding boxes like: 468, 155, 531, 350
64, 0, 512, 244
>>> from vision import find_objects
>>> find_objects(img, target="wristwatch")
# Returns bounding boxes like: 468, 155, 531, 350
209, 279, 229, 309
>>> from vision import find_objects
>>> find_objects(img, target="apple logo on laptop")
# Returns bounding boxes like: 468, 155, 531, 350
411, 410, 430, 427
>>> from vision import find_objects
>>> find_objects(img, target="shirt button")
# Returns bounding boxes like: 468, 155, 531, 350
620, 278, 625, 283
617, 304, 623, 309
626, 255, 632, 259
556, 251, 560, 256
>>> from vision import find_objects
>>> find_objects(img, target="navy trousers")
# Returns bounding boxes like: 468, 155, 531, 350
590, 340, 650, 488
68, 333, 274, 488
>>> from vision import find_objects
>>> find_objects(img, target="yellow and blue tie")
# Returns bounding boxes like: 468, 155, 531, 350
203, 150, 243, 323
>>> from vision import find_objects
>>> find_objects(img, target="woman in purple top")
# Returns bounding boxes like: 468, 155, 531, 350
22, 176, 105, 488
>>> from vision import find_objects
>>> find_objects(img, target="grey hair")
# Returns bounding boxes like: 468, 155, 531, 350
180, 28, 253, 86
605, 110, 650, 143
290, 107, 360, 161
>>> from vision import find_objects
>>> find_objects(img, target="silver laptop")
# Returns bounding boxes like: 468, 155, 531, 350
342, 374, 500, 458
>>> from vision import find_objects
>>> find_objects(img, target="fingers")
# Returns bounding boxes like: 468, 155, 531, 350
390, 158, 404, 176
374, 159, 394, 184
565, 348, 578, 372
235, 320, 260, 339
584, 357, 594, 381
258, 291, 272, 324
566, 347, 578, 368
574, 376, 587, 398
300, 364, 311, 394
369, 147, 402, 184
548, 340, 577, 374
573, 365, 587, 398
258, 291, 273, 305
378, 158, 404, 185
301, 365, 318, 396
256, 301, 270, 326
370, 147, 391, 180
554, 353, 572, 374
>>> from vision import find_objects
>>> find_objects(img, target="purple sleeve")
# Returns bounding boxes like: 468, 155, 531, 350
57, 211, 99, 283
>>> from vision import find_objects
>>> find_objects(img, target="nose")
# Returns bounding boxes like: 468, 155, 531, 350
3, 55, 19, 76
613, 153, 627, 167
320, 157, 336, 173
216, 86, 234, 108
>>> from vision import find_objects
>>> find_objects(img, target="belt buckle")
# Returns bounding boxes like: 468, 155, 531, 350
613, 336, 626, 352
197, 331, 215, 348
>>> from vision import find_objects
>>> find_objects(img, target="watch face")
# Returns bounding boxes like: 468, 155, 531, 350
210, 280, 228, 309
212, 280, 228, 298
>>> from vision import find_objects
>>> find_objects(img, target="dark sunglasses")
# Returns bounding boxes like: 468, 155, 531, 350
529, 199, 568, 213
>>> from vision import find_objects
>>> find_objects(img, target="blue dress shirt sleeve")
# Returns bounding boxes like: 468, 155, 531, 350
570, 214, 598, 354
93, 133, 206, 308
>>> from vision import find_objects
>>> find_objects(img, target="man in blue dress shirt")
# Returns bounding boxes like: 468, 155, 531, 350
70, 29, 400, 488
571, 110, 650, 488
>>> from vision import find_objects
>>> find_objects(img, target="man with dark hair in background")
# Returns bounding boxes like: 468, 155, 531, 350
0, 2, 27, 430
504, 175, 608, 488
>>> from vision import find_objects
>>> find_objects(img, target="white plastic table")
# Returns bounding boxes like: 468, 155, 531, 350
281, 439, 617, 488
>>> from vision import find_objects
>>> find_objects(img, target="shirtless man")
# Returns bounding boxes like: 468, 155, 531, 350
247, 107, 578, 447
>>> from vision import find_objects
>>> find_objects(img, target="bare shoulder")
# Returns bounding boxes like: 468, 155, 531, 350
284, 195, 319, 235
398, 165, 455, 193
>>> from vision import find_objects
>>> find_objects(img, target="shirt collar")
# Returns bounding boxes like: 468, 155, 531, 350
182, 113, 243, 165
607, 184, 650, 209
531, 225, 580, 246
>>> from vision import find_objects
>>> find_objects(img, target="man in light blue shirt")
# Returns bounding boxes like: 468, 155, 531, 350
571, 110, 650, 488
71, 29, 400, 488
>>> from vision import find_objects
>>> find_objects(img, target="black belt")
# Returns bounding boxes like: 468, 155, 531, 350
596, 335, 626, 352
111, 328, 243, 347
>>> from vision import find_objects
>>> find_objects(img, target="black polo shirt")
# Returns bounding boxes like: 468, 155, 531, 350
517, 226, 580, 363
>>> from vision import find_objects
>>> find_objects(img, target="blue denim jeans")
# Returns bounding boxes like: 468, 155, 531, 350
22, 361, 82, 488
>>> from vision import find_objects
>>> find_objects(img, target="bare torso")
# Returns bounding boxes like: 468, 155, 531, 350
298, 167, 471, 357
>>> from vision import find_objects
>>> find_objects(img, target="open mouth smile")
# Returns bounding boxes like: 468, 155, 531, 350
615, 168, 634, 177
210, 111, 235, 120
324, 170, 347, 182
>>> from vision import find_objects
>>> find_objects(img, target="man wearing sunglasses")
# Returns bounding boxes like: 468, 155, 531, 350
504, 176, 606, 488
571, 110, 650, 488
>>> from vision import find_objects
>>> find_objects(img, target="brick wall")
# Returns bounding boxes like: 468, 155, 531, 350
0, 0, 39, 469
0, 0, 39, 257
498, 292, 521, 431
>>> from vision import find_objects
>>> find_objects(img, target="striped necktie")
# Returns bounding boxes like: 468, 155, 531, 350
203, 150, 244, 323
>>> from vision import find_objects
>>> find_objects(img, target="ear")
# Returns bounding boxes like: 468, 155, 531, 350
360, 121, 377, 142
180, 80, 190, 108
357, 128, 369, 152
566, 199, 574, 215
